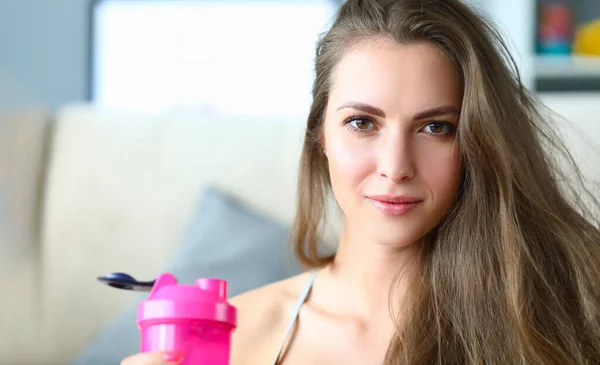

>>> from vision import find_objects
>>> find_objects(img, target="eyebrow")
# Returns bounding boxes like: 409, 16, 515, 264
337, 102, 460, 120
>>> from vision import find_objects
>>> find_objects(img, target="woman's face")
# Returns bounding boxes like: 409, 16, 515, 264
323, 39, 463, 247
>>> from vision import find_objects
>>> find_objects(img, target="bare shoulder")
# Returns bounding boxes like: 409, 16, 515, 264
229, 271, 313, 365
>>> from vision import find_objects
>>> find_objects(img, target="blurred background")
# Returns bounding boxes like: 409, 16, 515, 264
0, 0, 599, 364
2, 0, 600, 113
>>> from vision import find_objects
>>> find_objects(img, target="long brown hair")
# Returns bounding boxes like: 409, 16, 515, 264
290, 0, 600, 363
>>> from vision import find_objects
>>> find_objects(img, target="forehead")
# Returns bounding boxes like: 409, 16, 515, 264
328, 39, 462, 114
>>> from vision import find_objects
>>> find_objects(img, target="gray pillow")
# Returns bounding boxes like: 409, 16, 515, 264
70, 186, 301, 365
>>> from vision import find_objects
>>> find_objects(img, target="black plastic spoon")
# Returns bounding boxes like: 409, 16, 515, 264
97, 272, 156, 292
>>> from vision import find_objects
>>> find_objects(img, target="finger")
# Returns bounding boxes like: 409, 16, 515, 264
120, 351, 183, 365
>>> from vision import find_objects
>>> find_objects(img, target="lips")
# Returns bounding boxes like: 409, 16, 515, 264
366, 195, 422, 216
367, 195, 422, 204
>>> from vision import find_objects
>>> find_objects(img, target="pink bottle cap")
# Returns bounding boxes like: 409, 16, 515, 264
137, 273, 237, 327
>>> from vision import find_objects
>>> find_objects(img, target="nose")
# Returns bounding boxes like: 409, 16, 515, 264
376, 132, 415, 183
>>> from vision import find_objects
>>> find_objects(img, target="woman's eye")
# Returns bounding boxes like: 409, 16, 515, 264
349, 118, 374, 130
423, 121, 454, 135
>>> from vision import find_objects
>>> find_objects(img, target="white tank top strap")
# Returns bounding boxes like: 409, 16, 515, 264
273, 270, 318, 365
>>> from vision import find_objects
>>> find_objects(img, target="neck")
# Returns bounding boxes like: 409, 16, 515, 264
323, 218, 422, 322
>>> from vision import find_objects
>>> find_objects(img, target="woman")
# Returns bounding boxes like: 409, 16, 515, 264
122, 0, 600, 364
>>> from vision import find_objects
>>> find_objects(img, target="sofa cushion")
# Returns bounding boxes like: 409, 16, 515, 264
0, 108, 50, 365
69, 185, 300, 365
0, 107, 50, 255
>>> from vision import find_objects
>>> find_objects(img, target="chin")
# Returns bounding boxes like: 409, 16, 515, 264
365, 223, 427, 249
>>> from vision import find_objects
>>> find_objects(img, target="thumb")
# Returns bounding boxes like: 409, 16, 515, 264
120, 351, 184, 365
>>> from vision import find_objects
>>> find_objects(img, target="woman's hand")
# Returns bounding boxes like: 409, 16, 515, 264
120, 351, 184, 365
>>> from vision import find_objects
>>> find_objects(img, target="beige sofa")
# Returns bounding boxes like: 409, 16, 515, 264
0, 93, 599, 365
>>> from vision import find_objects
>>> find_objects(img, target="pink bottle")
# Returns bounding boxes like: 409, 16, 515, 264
137, 273, 237, 365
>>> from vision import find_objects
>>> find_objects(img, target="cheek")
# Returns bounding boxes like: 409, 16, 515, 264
327, 132, 374, 191
416, 143, 462, 197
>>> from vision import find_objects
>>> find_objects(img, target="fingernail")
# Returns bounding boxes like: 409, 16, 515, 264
163, 351, 184, 364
